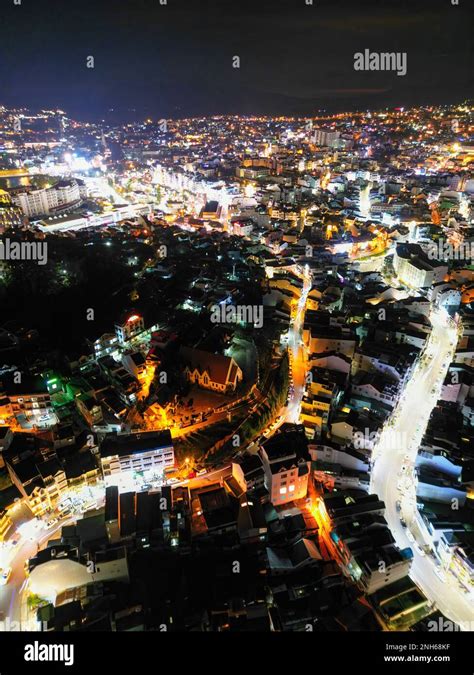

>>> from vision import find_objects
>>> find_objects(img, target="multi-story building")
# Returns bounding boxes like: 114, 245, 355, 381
99, 430, 175, 485
122, 351, 147, 379
437, 530, 474, 594
352, 342, 416, 384
0, 188, 24, 230
12, 179, 87, 218
260, 426, 310, 506
231, 218, 254, 237
76, 396, 103, 426
350, 371, 399, 409
393, 243, 448, 289
114, 313, 145, 346
64, 449, 101, 491
304, 326, 356, 359
319, 492, 413, 594
1, 374, 53, 424
312, 128, 340, 147
6, 455, 67, 517
93, 332, 118, 359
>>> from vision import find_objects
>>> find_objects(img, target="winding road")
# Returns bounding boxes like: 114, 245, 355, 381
371, 307, 474, 628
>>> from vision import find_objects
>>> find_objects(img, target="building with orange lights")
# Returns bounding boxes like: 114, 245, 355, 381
180, 347, 243, 394
319, 492, 413, 594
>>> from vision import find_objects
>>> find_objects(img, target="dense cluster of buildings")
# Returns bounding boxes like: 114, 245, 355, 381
0, 101, 473, 631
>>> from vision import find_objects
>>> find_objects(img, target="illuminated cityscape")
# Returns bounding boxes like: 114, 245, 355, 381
0, 0, 473, 666
0, 98, 473, 635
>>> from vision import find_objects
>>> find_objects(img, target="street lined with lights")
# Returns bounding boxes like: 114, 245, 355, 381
371, 308, 474, 627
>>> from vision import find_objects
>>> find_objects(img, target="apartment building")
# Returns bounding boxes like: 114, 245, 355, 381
1, 374, 52, 423
12, 179, 87, 218
99, 430, 175, 483
393, 243, 448, 289
114, 312, 145, 346
320, 492, 413, 594
260, 426, 310, 506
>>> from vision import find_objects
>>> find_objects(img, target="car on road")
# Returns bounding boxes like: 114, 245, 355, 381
46, 518, 58, 528
399, 517, 407, 528
414, 542, 426, 557
0, 567, 12, 585
395, 500, 402, 512
434, 568, 447, 582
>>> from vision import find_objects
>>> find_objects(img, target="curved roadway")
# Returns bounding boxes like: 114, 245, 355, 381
371, 307, 474, 627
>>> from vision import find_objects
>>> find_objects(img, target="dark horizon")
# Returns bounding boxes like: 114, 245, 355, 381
1, 0, 472, 123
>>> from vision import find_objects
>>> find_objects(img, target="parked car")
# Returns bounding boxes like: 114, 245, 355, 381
80, 502, 96, 514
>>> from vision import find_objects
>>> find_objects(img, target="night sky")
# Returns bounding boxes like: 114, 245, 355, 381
0, 0, 472, 121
